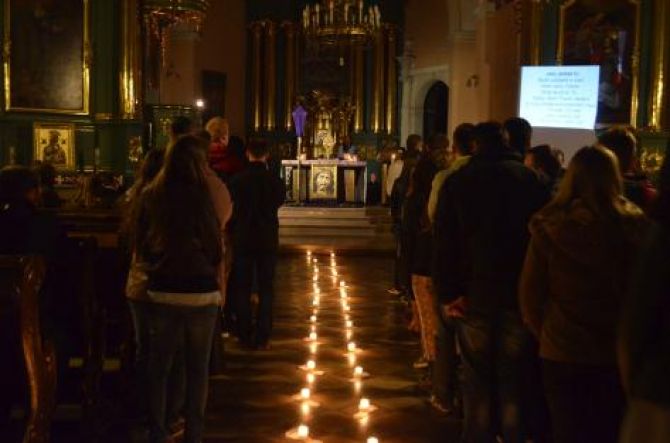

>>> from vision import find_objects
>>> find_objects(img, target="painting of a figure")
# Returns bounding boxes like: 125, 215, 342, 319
33, 123, 75, 170
559, 0, 638, 125
311, 165, 337, 200
6, 0, 88, 113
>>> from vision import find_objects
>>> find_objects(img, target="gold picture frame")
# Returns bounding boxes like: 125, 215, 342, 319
311, 165, 338, 200
33, 123, 76, 170
3, 0, 90, 114
557, 0, 640, 127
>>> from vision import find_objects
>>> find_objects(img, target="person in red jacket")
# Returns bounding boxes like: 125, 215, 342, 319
205, 117, 243, 182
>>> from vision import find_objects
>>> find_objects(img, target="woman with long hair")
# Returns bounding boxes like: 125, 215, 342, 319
131, 135, 222, 443
402, 156, 439, 373
519, 146, 647, 443
618, 153, 670, 443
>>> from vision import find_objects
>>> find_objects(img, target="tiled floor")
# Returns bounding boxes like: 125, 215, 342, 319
204, 253, 460, 443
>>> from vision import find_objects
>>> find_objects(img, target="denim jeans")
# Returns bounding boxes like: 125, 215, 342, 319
234, 252, 277, 346
456, 310, 531, 443
542, 360, 624, 443
146, 303, 218, 443
433, 311, 458, 408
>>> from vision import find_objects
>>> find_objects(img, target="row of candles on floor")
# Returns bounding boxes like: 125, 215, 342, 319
287, 250, 379, 443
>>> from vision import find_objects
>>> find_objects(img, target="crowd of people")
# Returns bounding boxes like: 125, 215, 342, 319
388, 119, 669, 443
1, 112, 669, 443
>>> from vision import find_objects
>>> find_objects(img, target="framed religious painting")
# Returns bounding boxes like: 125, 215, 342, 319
311, 165, 337, 200
3, 0, 90, 114
33, 123, 75, 170
558, 0, 640, 126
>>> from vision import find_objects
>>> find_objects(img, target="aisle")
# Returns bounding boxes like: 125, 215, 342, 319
204, 254, 460, 443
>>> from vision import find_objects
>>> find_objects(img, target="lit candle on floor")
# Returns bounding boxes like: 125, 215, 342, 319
344, 305, 351, 312
331, 252, 335, 258
310, 324, 316, 333
307, 373, 315, 384
301, 402, 310, 415
297, 424, 309, 438
346, 330, 353, 341
307, 360, 316, 370
313, 258, 318, 264
313, 275, 318, 282
312, 299, 319, 307
314, 287, 321, 294
309, 342, 317, 354
309, 332, 317, 341
301, 387, 311, 400
340, 281, 346, 287
348, 353, 357, 366
354, 366, 364, 377
359, 398, 371, 411
310, 315, 317, 323
348, 342, 356, 352
367, 437, 379, 443
354, 379, 362, 393
346, 320, 353, 328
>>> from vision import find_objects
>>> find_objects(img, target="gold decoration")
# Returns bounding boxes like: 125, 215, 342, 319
301, 0, 382, 47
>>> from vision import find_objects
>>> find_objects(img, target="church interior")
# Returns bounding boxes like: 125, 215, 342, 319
1, 0, 669, 442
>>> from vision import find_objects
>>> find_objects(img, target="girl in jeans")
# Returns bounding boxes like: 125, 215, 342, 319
130, 135, 223, 443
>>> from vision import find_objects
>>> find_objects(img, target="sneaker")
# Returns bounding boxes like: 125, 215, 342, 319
413, 358, 429, 369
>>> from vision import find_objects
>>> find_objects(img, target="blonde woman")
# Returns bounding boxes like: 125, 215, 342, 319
205, 117, 242, 181
520, 146, 647, 443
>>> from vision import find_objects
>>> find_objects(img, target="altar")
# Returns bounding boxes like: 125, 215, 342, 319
281, 159, 367, 205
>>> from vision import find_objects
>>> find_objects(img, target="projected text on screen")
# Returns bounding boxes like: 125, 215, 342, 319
519, 66, 600, 130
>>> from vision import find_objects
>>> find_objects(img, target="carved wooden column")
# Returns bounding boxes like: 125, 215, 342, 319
250, 21, 263, 132
385, 25, 397, 134
264, 21, 277, 131
372, 30, 385, 133
119, 0, 142, 119
649, 0, 669, 130
353, 45, 365, 133
283, 22, 297, 131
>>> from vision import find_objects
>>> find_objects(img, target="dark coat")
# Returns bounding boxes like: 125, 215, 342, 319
229, 161, 285, 254
402, 192, 432, 276
433, 150, 549, 314
620, 222, 670, 405
519, 199, 647, 366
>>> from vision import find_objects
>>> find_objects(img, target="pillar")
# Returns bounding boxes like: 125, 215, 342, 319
385, 25, 397, 134
353, 45, 365, 133
283, 22, 297, 131
119, 0, 142, 119
371, 30, 385, 133
250, 21, 263, 132
649, 0, 670, 130
264, 21, 277, 131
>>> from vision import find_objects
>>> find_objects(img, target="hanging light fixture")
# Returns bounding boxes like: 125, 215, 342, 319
301, 0, 382, 47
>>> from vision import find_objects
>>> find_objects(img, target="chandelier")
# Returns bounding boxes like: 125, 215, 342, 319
301, 0, 383, 46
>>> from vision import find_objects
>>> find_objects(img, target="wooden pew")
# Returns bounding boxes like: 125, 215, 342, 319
0, 256, 55, 443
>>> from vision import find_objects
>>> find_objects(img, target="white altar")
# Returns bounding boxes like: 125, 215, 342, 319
281, 159, 367, 205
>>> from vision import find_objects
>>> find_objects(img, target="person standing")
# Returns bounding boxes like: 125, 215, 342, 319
130, 135, 222, 443
229, 139, 285, 349
619, 153, 670, 443
520, 146, 647, 443
434, 122, 548, 442
206, 117, 244, 182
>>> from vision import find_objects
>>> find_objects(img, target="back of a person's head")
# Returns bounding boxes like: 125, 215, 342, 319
158, 135, 206, 187
406, 134, 422, 152
453, 123, 475, 155
473, 121, 506, 155
0, 166, 39, 207
205, 117, 228, 139
597, 126, 637, 174
170, 116, 193, 138
427, 133, 449, 152
35, 162, 57, 188
553, 145, 624, 217
503, 117, 532, 155
247, 138, 270, 160
528, 144, 561, 179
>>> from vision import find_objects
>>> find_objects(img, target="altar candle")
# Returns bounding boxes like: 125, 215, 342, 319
301, 388, 311, 400
344, 4, 349, 24
354, 366, 364, 377
359, 398, 371, 411
348, 342, 356, 352
297, 424, 309, 439
307, 360, 316, 370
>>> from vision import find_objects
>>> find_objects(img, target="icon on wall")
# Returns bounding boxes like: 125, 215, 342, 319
33, 123, 76, 170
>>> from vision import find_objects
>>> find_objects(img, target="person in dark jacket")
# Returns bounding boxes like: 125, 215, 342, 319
229, 139, 285, 349
520, 146, 647, 443
619, 152, 670, 443
131, 136, 222, 443
598, 126, 657, 213
402, 156, 438, 371
433, 122, 549, 443
503, 117, 532, 158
